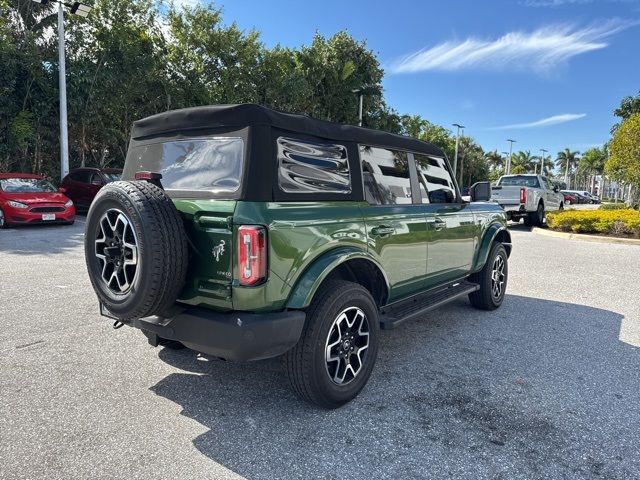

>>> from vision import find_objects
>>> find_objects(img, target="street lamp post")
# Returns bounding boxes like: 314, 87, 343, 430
539, 148, 548, 176
506, 139, 516, 175
452, 123, 464, 182
32, 0, 91, 180
351, 88, 367, 127
501, 152, 508, 174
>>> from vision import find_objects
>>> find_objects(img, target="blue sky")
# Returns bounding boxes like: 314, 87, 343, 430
210, 0, 638, 160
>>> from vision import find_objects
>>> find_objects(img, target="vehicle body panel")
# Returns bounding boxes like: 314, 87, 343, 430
359, 204, 428, 301
423, 202, 478, 288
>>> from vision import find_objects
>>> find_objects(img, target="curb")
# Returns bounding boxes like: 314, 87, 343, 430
531, 227, 640, 246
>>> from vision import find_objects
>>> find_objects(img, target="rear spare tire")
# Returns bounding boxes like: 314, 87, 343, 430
84, 181, 188, 320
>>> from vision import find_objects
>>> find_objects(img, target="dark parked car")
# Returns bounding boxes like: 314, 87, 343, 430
84, 104, 512, 408
61, 168, 122, 210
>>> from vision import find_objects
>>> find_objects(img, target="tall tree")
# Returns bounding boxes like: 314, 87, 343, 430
510, 151, 535, 174
555, 149, 580, 187
578, 147, 606, 193
606, 113, 640, 207
612, 91, 640, 133
484, 150, 504, 171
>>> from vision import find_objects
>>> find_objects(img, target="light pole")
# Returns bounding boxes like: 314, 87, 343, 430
506, 139, 516, 175
351, 88, 367, 127
539, 148, 548, 175
32, 0, 91, 180
452, 123, 464, 181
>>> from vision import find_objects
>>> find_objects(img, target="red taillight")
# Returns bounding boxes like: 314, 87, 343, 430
520, 187, 526, 204
134, 171, 162, 181
237, 226, 267, 286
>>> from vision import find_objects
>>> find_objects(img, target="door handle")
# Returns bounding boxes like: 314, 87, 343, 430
371, 225, 395, 237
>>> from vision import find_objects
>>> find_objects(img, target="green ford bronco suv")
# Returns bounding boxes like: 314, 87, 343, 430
85, 104, 511, 408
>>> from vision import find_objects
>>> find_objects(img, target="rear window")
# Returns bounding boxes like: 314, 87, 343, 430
123, 136, 244, 192
498, 176, 540, 188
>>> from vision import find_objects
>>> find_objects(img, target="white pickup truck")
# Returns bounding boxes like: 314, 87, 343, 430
491, 174, 564, 226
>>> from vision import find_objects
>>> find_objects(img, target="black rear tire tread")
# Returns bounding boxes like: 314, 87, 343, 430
85, 181, 189, 320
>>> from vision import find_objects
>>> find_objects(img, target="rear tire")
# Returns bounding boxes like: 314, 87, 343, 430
525, 202, 545, 227
469, 243, 508, 310
84, 181, 188, 320
0, 208, 7, 229
285, 280, 380, 409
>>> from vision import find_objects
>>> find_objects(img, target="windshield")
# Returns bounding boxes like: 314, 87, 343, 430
0, 177, 57, 193
123, 136, 244, 193
103, 172, 121, 183
498, 176, 540, 188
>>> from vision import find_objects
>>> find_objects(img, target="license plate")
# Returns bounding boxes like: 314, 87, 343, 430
100, 303, 118, 320
42, 213, 55, 221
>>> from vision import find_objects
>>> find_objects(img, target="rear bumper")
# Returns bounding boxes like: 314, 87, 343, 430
129, 306, 306, 361
499, 203, 527, 220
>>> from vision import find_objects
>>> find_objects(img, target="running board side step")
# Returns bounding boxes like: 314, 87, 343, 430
379, 281, 479, 330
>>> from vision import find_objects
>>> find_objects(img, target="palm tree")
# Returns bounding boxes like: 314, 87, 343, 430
577, 147, 607, 193
555, 149, 580, 188
510, 150, 535, 173
484, 150, 504, 172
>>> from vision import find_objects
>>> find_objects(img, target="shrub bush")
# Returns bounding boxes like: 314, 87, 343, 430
546, 209, 640, 237
599, 203, 628, 210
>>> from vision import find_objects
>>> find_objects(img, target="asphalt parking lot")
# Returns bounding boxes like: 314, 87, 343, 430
1, 219, 639, 480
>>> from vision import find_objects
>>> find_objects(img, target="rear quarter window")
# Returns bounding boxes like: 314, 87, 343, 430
277, 137, 351, 194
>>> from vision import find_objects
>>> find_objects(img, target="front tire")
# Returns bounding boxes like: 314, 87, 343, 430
469, 243, 508, 310
285, 280, 380, 409
0, 208, 7, 228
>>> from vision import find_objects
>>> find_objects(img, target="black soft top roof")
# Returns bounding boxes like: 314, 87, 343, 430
131, 103, 444, 157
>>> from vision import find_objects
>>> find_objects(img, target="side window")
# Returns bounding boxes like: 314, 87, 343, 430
90, 172, 103, 185
359, 145, 411, 205
277, 137, 350, 194
414, 153, 456, 204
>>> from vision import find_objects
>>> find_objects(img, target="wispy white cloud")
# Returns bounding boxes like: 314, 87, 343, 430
523, 0, 638, 7
170, 0, 200, 9
390, 19, 636, 75
523, 0, 592, 6
491, 113, 587, 130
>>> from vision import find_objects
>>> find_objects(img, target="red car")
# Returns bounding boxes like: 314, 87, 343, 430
562, 192, 578, 205
0, 173, 75, 228
60, 167, 122, 210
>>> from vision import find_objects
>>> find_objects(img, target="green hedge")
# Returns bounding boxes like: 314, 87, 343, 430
546, 209, 640, 237
599, 203, 629, 210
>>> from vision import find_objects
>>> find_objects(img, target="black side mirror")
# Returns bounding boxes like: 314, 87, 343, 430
470, 181, 491, 202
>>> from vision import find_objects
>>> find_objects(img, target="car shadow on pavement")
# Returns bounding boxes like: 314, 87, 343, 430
150, 295, 639, 479
0, 222, 84, 255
